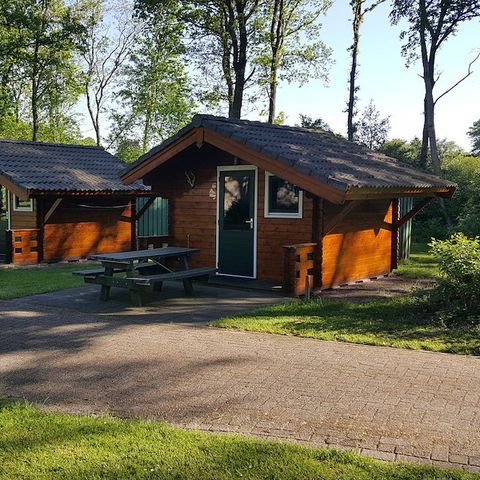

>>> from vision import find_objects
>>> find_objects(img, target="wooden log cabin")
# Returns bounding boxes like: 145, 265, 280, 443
121, 115, 456, 294
0, 140, 149, 265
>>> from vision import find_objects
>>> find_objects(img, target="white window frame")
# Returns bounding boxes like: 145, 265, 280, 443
13, 195, 34, 212
264, 172, 303, 219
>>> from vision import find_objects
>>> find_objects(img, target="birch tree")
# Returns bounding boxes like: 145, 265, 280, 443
80, 0, 137, 146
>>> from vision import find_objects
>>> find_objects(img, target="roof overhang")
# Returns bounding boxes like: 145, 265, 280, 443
346, 185, 455, 201
0, 171, 151, 199
121, 125, 457, 204
0, 173, 30, 200
28, 189, 151, 197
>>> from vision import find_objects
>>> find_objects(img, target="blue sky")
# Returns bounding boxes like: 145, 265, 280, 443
269, 2, 480, 149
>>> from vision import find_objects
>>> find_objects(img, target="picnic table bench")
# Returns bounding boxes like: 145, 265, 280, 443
73, 247, 216, 306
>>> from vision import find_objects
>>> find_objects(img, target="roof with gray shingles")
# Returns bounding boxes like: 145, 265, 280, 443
0, 140, 149, 195
125, 115, 455, 192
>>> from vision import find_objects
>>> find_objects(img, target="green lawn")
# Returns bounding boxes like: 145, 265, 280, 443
212, 244, 480, 355
0, 264, 85, 300
0, 401, 477, 480
394, 243, 439, 279
212, 296, 480, 355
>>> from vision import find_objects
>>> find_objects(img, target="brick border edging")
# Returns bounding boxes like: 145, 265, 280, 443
198, 425, 480, 474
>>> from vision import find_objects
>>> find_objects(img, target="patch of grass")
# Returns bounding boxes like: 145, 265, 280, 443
212, 295, 480, 355
0, 401, 477, 480
0, 264, 85, 300
395, 243, 439, 279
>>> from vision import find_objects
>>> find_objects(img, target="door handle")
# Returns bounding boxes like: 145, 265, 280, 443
245, 218, 254, 229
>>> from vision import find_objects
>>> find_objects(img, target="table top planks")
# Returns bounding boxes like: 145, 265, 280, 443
89, 247, 200, 263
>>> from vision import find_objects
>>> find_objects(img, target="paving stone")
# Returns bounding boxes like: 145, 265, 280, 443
449, 454, 469, 465
431, 444, 450, 462
361, 449, 396, 462
1, 282, 480, 472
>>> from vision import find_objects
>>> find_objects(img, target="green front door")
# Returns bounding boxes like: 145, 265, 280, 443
218, 169, 256, 277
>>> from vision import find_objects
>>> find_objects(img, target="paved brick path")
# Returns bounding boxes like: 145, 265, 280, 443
1, 284, 480, 472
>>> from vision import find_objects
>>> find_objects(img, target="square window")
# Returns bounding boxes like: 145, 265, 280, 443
264, 172, 302, 218
14, 196, 33, 211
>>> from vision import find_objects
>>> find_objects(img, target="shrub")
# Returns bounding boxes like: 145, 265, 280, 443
429, 233, 480, 325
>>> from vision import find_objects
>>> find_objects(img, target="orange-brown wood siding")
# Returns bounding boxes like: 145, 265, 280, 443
256, 170, 313, 282
42, 197, 132, 262
321, 200, 393, 289
9, 192, 37, 229
143, 146, 314, 283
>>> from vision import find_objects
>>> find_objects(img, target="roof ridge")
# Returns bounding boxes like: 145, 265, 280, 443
0, 139, 103, 149
193, 114, 331, 136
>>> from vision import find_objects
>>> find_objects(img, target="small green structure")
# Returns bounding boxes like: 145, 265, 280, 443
399, 197, 414, 260
137, 197, 169, 237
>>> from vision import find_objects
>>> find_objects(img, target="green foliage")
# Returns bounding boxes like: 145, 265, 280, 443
255, 0, 332, 120
468, 118, 480, 155
298, 114, 331, 131
0, 113, 95, 144
0, 0, 85, 140
429, 233, 480, 325
110, 2, 193, 154
354, 100, 390, 150
380, 137, 466, 169
1, 401, 478, 479
413, 154, 480, 241
114, 138, 145, 163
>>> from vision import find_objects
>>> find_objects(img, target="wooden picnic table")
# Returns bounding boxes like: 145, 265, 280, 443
73, 247, 216, 306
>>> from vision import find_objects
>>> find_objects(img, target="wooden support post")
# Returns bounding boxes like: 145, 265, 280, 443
391, 199, 399, 271
395, 197, 434, 228
324, 200, 362, 235
311, 196, 323, 289
43, 198, 63, 224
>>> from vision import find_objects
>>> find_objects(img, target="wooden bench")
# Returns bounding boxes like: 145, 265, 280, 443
73, 262, 157, 280
73, 267, 127, 278
128, 267, 217, 305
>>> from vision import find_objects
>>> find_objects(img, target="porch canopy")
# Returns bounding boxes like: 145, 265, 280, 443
0, 139, 149, 200
122, 114, 456, 204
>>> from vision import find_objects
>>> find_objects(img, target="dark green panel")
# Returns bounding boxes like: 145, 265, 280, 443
137, 197, 169, 237
399, 197, 414, 260
218, 170, 255, 277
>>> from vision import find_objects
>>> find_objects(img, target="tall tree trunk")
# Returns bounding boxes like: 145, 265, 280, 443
230, 2, 248, 119
347, 1, 362, 142
143, 110, 151, 151
31, 84, 39, 141
31, 40, 40, 142
419, 0, 450, 229
267, 70, 277, 123
267, 0, 282, 124
419, 101, 429, 169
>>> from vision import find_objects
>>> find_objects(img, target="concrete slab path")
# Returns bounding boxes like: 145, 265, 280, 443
1, 282, 480, 472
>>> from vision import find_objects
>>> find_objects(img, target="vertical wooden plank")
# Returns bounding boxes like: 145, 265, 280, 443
130, 199, 137, 250
311, 196, 321, 289
35, 197, 44, 262
391, 198, 399, 271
